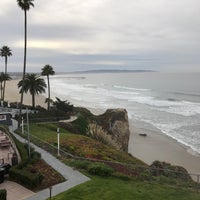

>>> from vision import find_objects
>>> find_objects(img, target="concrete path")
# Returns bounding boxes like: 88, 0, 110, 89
9, 120, 90, 200
0, 180, 35, 200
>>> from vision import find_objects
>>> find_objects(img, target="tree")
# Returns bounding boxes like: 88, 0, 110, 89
18, 73, 46, 108
17, 0, 34, 112
0, 73, 12, 100
53, 97, 74, 112
41, 64, 55, 110
0, 46, 12, 73
0, 46, 12, 101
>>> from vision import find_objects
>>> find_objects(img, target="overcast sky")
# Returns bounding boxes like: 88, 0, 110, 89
1, 0, 200, 73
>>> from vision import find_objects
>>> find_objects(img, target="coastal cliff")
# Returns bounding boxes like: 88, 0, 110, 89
87, 108, 130, 152
60, 107, 131, 152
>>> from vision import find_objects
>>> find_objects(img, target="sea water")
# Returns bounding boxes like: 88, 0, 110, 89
48, 72, 200, 154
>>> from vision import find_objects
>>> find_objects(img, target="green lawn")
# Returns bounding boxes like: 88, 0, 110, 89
48, 177, 200, 200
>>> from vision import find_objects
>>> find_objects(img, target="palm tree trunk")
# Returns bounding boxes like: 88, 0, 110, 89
2, 56, 7, 101
47, 75, 50, 110
2, 81, 6, 101
0, 82, 3, 100
19, 10, 27, 117
32, 93, 35, 109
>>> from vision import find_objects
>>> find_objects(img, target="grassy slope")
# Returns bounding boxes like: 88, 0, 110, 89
28, 123, 144, 164
18, 123, 200, 200
50, 177, 200, 200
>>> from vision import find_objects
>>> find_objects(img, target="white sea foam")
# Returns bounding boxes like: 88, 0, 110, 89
114, 85, 151, 91
51, 78, 200, 117
49, 73, 200, 154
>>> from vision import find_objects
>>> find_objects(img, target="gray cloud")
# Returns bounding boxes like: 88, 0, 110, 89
0, 0, 200, 72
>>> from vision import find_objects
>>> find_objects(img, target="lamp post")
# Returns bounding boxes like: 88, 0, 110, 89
57, 128, 60, 157
22, 116, 24, 134
49, 186, 52, 199
26, 108, 31, 159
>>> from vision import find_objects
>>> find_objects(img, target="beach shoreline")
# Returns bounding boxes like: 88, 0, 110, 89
4, 79, 200, 176
128, 118, 200, 175
5, 79, 47, 109
88, 106, 200, 175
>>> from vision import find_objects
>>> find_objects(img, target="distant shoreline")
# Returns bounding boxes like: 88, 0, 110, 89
65, 69, 157, 74
7, 69, 156, 77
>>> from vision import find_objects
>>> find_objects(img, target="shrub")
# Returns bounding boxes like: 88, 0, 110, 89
71, 116, 88, 135
52, 97, 74, 112
68, 159, 92, 170
150, 161, 192, 181
8, 137, 44, 189
31, 151, 41, 160
0, 189, 6, 200
28, 109, 70, 123
87, 123, 118, 148
88, 162, 114, 177
9, 167, 43, 189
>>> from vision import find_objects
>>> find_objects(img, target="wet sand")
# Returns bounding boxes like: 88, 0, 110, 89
128, 119, 200, 176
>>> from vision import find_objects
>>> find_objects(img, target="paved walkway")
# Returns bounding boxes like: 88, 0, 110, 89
0, 180, 35, 200
8, 120, 90, 200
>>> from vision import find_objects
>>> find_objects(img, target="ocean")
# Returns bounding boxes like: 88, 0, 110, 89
48, 72, 200, 155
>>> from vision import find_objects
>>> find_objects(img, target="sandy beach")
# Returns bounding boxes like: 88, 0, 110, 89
4, 79, 200, 178
128, 119, 200, 177
5, 78, 47, 108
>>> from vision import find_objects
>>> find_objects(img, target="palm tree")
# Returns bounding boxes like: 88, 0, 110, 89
18, 73, 46, 108
17, 0, 34, 112
0, 46, 12, 73
0, 46, 12, 101
0, 73, 12, 100
41, 64, 55, 110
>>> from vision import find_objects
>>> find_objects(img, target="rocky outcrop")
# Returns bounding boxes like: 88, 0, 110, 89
89, 109, 130, 152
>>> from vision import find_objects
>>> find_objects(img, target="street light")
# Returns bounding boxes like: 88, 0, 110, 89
57, 128, 60, 157
26, 108, 31, 159
21, 116, 24, 134
49, 186, 52, 199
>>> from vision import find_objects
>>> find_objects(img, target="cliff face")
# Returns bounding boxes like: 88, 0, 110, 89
89, 109, 130, 152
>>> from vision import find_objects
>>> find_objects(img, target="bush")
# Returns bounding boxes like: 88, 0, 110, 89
87, 123, 118, 148
0, 189, 6, 200
88, 162, 114, 177
8, 137, 43, 189
28, 109, 70, 123
68, 159, 92, 170
72, 115, 88, 134
150, 161, 192, 182
52, 97, 74, 112
58, 118, 89, 135
9, 167, 43, 189
31, 151, 41, 160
